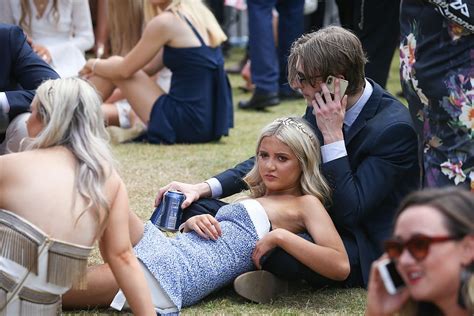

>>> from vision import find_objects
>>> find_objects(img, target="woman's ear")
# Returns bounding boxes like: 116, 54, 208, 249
461, 235, 474, 266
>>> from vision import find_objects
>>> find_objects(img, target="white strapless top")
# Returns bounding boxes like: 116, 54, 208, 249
0, 209, 93, 315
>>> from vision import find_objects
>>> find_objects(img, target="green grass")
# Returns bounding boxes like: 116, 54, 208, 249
70, 47, 404, 315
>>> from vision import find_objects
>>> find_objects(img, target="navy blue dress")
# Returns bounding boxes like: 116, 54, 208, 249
147, 17, 233, 144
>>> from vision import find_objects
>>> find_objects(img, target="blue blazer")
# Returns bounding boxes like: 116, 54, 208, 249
0, 23, 59, 119
214, 79, 419, 286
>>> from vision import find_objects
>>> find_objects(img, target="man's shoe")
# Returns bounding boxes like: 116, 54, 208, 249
234, 270, 288, 304
238, 92, 280, 110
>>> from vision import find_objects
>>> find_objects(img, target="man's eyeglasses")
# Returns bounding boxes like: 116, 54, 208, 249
384, 233, 460, 262
296, 72, 321, 85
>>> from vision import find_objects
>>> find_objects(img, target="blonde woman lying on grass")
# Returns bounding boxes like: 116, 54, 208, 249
63, 117, 349, 314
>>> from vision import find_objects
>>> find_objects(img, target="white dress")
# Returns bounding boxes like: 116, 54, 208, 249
0, 0, 94, 78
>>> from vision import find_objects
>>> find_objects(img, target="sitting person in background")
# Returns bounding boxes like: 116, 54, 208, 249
0, 78, 154, 315
0, 23, 59, 154
102, 0, 173, 143
0, 0, 94, 78
80, 0, 233, 145
366, 187, 474, 316
62, 117, 349, 313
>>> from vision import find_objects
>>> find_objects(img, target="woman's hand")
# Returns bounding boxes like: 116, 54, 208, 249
366, 257, 410, 316
252, 229, 284, 269
31, 43, 52, 64
183, 214, 222, 241
79, 58, 96, 78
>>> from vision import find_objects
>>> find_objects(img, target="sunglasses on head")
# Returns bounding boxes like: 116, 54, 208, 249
384, 233, 461, 261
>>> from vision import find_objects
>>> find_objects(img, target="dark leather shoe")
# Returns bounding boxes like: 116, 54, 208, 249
238, 91, 280, 110
234, 270, 288, 304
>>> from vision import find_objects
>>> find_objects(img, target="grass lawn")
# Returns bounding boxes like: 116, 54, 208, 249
67, 48, 404, 315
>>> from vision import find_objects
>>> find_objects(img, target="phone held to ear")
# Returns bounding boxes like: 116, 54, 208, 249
377, 258, 406, 295
326, 75, 349, 98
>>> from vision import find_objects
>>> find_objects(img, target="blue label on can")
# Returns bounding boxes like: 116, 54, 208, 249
150, 203, 163, 226
155, 190, 185, 231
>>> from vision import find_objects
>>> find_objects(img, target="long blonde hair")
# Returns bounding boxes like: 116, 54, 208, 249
27, 78, 114, 237
244, 117, 331, 206
108, 0, 144, 55
165, 0, 227, 47
19, 0, 59, 35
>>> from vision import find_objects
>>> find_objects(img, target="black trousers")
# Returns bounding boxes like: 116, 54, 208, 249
336, 0, 400, 88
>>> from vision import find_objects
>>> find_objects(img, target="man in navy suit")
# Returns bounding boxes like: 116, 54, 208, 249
156, 26, 419, 299
0, 23, 59, 150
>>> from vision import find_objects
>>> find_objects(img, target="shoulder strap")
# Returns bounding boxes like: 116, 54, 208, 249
177, 12, 206, 46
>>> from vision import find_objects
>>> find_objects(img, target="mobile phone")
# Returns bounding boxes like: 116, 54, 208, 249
377, 258, 405, 295
326, 75, 348, 98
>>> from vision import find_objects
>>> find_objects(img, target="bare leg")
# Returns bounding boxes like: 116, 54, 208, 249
62, 264, 118, 309
112, 70, 164, 125
88, 65, 164, 126
105, 88, 126, 104
88, 75, 116, 101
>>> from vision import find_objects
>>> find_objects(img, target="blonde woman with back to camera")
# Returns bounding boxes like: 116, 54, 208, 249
0, 78, 154, 315
366, 188, 474, 316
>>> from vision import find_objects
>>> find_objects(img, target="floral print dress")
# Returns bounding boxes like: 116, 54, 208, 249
400, 0, 474, 191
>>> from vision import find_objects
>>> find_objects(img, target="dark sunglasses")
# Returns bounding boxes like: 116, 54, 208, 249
384, 233, 460, 261
296, 72, 321, 85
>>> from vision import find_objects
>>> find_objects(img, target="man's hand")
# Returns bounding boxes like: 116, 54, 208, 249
155, 181, 211, 209
311, 79, 348, 144
183, 214, 222, 240
31, 43, 52, 64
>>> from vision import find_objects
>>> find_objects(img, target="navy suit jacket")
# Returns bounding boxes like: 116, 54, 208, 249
0, 24, 59, 120
214, 79, 419, 286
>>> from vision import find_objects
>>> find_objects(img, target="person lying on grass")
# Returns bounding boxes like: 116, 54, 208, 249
63, 116, 349, 314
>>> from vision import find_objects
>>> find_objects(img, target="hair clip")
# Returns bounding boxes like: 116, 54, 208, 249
274, 117, 315, 140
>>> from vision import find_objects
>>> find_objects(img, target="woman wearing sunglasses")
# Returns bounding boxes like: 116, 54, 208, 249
366, 187, 474, 316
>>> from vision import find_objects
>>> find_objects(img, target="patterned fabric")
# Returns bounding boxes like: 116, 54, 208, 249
400, 0, 474, 190
134, 202, 263, 310
428, 0, 474, 32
